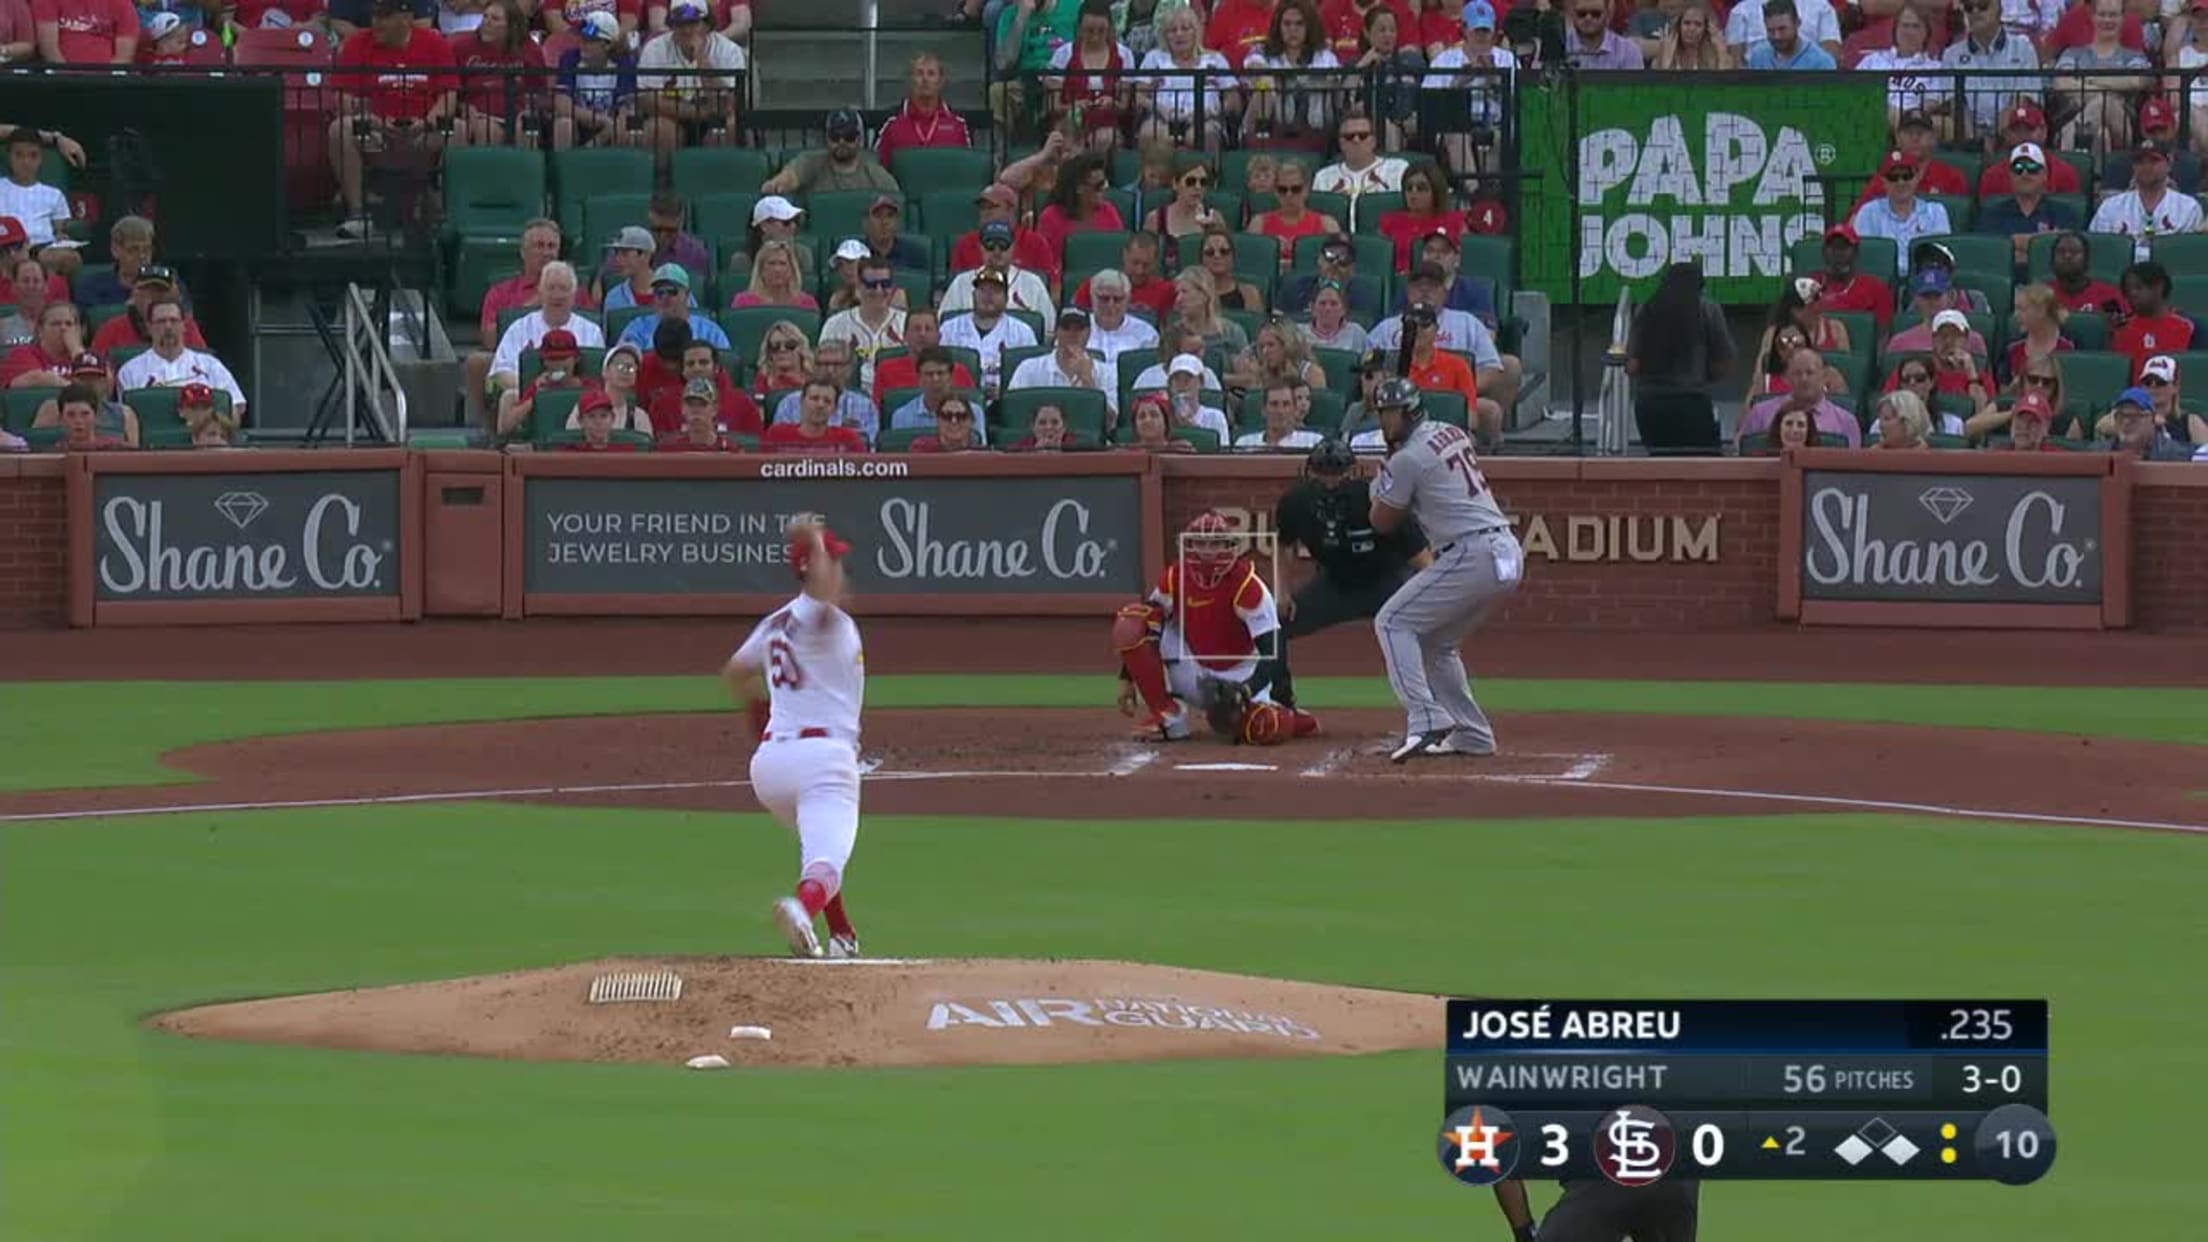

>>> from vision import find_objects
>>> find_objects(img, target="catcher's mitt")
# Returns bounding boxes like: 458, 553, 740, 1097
1203, 679, 1253, 741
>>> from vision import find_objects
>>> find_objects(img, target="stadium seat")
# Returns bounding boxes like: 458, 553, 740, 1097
1174, 232, 1281, 286
915, 189, 981, 243
1204, 190, 1248, 229
86, 303, 127, 333
2173, 273, 2208, 320
2026, 230, 2131, 286
1420, 388, 1469, 429
1922, 234, 2011, 282
1350, 191, 1403, 234
553, 148, 653, 240
1311, 346, 1362, 396
1171, 425, 1222, 452
1457, 234, 1515, 314
2057, 351, 2133, 415
997, 344, 1053, 383
1925, 194, 1975, 230
111, 344, 147, 371
442, 148, 546, 241
2150, 233, 2208, 273
3, 388, 47, 432
530, 387, 583, 442
804, 190, 892, 247
1788, 235, 1899, 284
603, 305, 651, 343
2050, 149, 2095, 196
581, 192, 653, 258
693, 192, 761, 254
891, 147, 994, 194
1290, 233, 1393, 275
1954, 271, 2015, 323
671, 147, 774, 199
997, 386, 1108, 438
1008, 308, 1047, 339
2060, 310, 2110, 351
890, 267, 932, 308
1938, 150, 1984, 189
124, 386, 231, 435
1102, 189, 1138, 229
1223, 308, 1266, 342
542, 428, 653, 449
876, 426, 928, 451
719, 306, 821, 363
448, 234, 521, 317
1063, 230, 1133, 274
2166, 350, 2208, 387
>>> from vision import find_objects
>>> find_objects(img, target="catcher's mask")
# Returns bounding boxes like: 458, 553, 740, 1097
1303, 437, 1356, 487
1181, 510, 1247, 589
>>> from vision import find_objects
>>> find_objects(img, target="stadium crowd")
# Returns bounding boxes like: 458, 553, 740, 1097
0, 0, 2204, 460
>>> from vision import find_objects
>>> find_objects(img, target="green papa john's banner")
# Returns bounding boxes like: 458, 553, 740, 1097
1518, 75, 1891, 304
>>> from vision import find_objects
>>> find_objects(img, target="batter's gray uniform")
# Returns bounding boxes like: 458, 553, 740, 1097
1370, 419, 1522, 751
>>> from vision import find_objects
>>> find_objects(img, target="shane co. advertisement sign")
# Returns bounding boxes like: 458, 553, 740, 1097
1799, 471, 2104, 604
92, 471, 403, 600
524, 476, 1145, 596
1518, 77, 1890, 303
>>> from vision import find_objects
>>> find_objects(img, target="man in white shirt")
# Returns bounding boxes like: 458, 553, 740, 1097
636, 0, 747, 149
1083, 269, 1159, 365
1312, 113, 1405, 228
818, 256, 908, 393
487, 261, 605, 418
939, 220, 1055, 319
116, 297, 247, 413
1850, 151, 1952, 273
938, 269, 1039, 395
1371, 270, 1506, 376
1725, 0, 1841, 55
1008, 307, 1118, 418
2090, 139, 2205, 259
1234, 382, 1324, 451
0, 131, 77, 274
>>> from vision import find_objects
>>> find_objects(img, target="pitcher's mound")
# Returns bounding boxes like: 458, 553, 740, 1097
151, 957, 1445, 1069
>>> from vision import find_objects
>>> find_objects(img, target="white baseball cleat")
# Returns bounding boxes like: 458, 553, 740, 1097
1389, 729, 1454, 763
827, 934, 861, 959
772, 897, 823, 958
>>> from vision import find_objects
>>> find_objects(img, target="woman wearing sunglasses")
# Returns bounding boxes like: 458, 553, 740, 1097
1142, 155, 1229, 243
1195, 224, 1270, 313
751, 323, 816, 407
1970, 352, 2078, 442
1882, 356, 1970, 438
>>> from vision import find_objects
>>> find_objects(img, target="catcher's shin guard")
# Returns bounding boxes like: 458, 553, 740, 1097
1112, 602, 1175, 715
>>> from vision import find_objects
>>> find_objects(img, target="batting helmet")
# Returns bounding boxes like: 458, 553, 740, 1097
1303, 437, 1355, 480
1181, 510, 1246, 589
1371, 376, 1426, 422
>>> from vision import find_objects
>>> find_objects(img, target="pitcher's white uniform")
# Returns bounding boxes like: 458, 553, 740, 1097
737, 592, 865, 889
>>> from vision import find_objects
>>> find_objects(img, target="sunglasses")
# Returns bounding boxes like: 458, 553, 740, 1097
1340, 130, 1373, 142
862, 276, 895, 290
1203, 245, 1232, 257
767, 339, 799, 352
1278, 183, 1308, 194
2142, 375, 2172, 387
1885, 168, 1918, 181
939, 405, 973, 420
1902, 370, 1932, 383
2011, 160, 2045, 174
2024, 373, 2057, 388
1182, 173, 1212, 187
1574, 7, 1606, 15
982, 239, 1011, 251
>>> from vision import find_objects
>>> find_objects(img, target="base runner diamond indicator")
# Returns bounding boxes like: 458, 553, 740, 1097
1437, 1104, 1522, 1187
1594, 1104, 1678, 1187
1882, 1134, 1921, 1166
1834, 1135, 1874, 1166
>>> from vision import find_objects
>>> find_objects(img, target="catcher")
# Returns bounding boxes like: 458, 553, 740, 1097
1113, 510, 1322, 745
1268, 437, 1431, 711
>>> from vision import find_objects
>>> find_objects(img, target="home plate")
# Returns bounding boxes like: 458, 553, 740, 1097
1174, 762, 1279, 772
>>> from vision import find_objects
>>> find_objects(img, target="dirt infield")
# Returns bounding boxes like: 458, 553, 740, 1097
3, 708, 2202, 833
151, 957, 1446, 1069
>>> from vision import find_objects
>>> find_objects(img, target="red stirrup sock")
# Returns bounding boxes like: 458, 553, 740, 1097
796, 878, 829, 917
823, 893, 857, 939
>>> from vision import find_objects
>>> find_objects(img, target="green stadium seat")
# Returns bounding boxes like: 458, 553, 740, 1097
110, 344, 148, 371
2173, 273, 2208, 320
2151, 232, 2208, 274
1223, 308, 1266, 342
694, 192, 762, 262
541, 428, 654, 449
671, 147, 774, 198
804, 190, 892, 247
1063, 230, 1133, 274
1171, 425, 1222, 452
447, 234, 520, 317
1306, 191, 1352, 228
582, 192, 654, 259
997, 344, 1053, 389
1926, 430, 1972, 449
2056, 351, 2134, 415
1925, 195, 1975, 231
122, 386, 232, 435
1102, 189, 1137, 229
1922, 233, 2011, 282
916, 188, 981, 242
2165, 350, 2208, 388
442, 147, 546, 241
1419, 388, 1469, 429
1350, 192, 1404, 234
2050, 149, 2095, 196
22, 426, 63, 449
529, 387, 584, 442
86, 302, 127, 333
890, 268, 932, 308
1008, 308, 1047, 340
603, 305, 651, 344
1203, 190, 1248, 229
1175, 232, 1281, 286
1954, 270, 2015, 325
1457, 234, 1515, 312
719, 306, 821, 364
3, 387, 49, 432
553, 148, 653, 240
1311, 346, 1362, 396
2061, 310, 2109, 351
2025, 230, 2132, 286
876, 426, 928, 451
1938, 149, 1983, 189
998, 386, 1109, 438
890, 146, 994, 193
1789, 235, 1899, 285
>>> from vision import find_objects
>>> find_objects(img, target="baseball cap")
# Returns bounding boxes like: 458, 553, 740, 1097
975, 183, 1018, 210
682, 376, 718, 403
2136, 138, 2173, 163
1167, 353, 1205, 379
666, 0, 708, 24
2114, 386, 2155, 412
1931, 309, 1970, 335
146, 11, 183, 39
70, 351, 104, 375
1358, 347, 1390, 374
832, 239, 870, 264
788, 524, 853, 576
1913, 240, 1956, 271
1321, 233, 1357, 258
2141, 96, 2178, 134
605, 225, 655, 252
1879, 149, 1923, 176
135, 264, 175, 288
751, 196, 803, 225
869, 195, 903, 215
2143, 354, 2179, 384
972, 267, 1008, 288
2006, 100, 2046, 130
180, 382, 216, 407
2012, 391, 2053, 421
979, 219, 1015, 246
1464, 0, 1497, 29
1408, 260, 1448, 286
1793, 276, 1823, 304
2008, 141, 2047, 171
1824, 223, 1860, 245
826, 108, 865, 139
579, 387, 614, 414
1057, 307, 1091, 330
1419, 227, 1459, 251
371, 0, 412, 13
1910, 268, 1951, 297
1896, 110, 1935, 133
578, 10, 620, 41
0, 216, 25, 248
539, 328, 580, 357
649, 262, 691, 291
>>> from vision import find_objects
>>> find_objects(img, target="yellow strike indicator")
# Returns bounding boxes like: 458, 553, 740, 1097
1941, 1148, 1958, 1165
1940, 1123, 1958, 1140
1761, 1137, 1781, 1150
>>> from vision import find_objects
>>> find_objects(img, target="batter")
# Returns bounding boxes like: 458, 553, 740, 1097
1365, 377, 1523, 762
724, 517, 865, 960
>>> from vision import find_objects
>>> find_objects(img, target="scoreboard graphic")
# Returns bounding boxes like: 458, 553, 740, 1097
1436, 1001, 2054, 1186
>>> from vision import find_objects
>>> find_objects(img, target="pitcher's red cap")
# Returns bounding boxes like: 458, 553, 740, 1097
789, 523, 853, 577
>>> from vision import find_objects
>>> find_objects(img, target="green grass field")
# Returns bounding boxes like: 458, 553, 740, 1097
3, 674, 2203, 1239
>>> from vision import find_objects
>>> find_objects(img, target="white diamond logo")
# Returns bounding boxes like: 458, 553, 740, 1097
214, 491, 270, 530
1917, 486, 1974, 525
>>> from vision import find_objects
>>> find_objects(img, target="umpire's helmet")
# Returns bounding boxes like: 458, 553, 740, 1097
1303, 437, 1355, 480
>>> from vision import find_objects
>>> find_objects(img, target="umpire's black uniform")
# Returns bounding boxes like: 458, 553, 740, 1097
1537, 1180, 1700, 1242
1269, 442, 1426, 710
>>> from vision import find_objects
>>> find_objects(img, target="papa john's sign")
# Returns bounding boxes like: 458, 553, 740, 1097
1778, 452, 2132, 629
67, 451, 422, 626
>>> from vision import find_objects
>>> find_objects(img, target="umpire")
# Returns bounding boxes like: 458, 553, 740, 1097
1494, 1179, 1700, 1242
1269, 437, 1430, 710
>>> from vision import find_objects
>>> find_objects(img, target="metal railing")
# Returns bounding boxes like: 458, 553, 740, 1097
340, 282, 408, 446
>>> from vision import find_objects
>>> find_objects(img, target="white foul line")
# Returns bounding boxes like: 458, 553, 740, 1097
1559, 753, 1612, 782
1107, 748, 1160, 778
1510, 777, 2208, 837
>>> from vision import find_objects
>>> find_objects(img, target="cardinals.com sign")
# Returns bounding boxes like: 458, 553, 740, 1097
92, 471, 403, 600
1518, 77, 1890, 303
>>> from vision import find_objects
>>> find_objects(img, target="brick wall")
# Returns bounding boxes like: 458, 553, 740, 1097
2131, 468, 2208, 630
0, 459, 67, 627
1158, 458, 1783, 629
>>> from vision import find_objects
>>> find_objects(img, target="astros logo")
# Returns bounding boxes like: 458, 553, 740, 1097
1436, 1103, 1523, 1186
